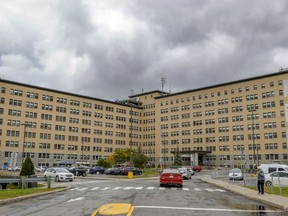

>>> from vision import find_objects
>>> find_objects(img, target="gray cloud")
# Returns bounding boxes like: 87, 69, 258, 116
1, 0, 288, 100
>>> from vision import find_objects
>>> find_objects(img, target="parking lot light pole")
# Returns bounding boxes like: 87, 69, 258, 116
82, 141, 84, 165
130, 105, 133, 168
21, 123, 27, 165
248, 109, 257, 168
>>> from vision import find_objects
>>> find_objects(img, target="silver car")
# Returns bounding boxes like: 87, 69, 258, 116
228, 168, 244, 180
44, 167, 75, 182
177, 167, 191, 180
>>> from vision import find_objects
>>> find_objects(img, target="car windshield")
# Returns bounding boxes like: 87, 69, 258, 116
230, 169, 241, 173
178, 168, 187, 172
55, 168, 70, 173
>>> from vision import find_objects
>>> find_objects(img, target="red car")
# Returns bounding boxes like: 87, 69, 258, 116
160, 169, 183, 188
192, 165, 202, 172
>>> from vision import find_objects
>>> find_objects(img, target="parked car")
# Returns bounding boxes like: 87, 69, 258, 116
121, 167, 142, 176
177, 167, 191, 180
191, 165, 202, 172
44, 167, 75, 182
8, 166, 21, 171
228, 168, 244, 180
68, 166, 87, 176
160, 168, 183, 188
113, 167, 123, 175
258, 164, 288, 175
265, 171, 288, 187
34, 167, 42, 172
186, 167, 195, 176
105, 168, 116, 175
89, 166, 105, 174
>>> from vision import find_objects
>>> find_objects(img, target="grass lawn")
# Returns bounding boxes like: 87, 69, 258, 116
0, 186, 65, 200
246, 186, 288, 197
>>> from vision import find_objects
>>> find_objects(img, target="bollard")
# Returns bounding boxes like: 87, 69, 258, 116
128, 171, 133, 179
21, 176, 27, 189
47, 176, 51, 188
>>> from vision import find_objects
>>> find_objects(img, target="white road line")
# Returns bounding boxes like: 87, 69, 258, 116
159, 187, 165, 190
135, 187, 143, 190
70, 188, 79, 191
124, 187, 134, 190
214, 189, 226, 192
90, 187, 100, 191
100, 187, 110, 190
78, 187, 88, 191
66, 197, 84, 203
147, 187, 154, 190
205, 188, 214, 192
112, 187, 122, 190
183, 188, 190, 191
194, 188, 201, 191
135, 206, 281, 213
171, 188, 177, 191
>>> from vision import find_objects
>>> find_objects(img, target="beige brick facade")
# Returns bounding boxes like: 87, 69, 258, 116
1, 70, 288, 169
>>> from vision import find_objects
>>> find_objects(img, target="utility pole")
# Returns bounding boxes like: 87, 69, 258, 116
249, 109, 257, 168
130, 105, 133, 168
21, 123, 27, 165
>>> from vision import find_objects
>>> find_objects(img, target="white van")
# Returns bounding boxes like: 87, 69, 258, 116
258, 164, 288, 174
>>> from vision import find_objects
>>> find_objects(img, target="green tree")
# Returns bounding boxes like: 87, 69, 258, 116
96, 158, 112, 168
113, 148, 131, 164
20, 157, 35, 176
132, 148, 148, 168
173, 147, 182, 166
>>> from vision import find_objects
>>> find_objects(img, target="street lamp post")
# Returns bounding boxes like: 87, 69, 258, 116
163, 134, 166, 168
21, 123, 27, 165
82, 141, 84, 165
129, 105, 133, 168
249, 109, 257, 168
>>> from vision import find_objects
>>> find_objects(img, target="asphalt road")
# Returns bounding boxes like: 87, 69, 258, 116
0, 174, 284, 216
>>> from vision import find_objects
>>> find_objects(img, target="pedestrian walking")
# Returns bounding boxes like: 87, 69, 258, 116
257, 168, 265, 194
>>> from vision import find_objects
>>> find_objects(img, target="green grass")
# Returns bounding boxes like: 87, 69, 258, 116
246, 186, 288, 197
0, 186, 65, 200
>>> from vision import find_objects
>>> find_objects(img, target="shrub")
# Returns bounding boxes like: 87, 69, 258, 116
20, 157, 35, 176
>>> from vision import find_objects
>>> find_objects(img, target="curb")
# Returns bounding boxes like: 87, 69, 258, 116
201, 177, 288, 210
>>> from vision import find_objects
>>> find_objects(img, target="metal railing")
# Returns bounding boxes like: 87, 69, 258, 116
0, 176, 52, 189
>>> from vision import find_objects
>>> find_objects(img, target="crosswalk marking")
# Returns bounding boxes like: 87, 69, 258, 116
124, 187, 133, 190
78, 187, 88, 191
70, 188, 79, 191
100, 187, 110, 190
70, 186, 226, 193
112, 187, 122, 190
90, 187, 100, 191
205, 188, 214, 192
214, 189, 226, 192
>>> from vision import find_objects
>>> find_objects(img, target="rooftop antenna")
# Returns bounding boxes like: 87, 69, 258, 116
161, 77, 165, 95
131, 90, 133, 95
169, 86, 171, 93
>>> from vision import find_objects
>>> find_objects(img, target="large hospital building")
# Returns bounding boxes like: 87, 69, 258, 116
1, 70, 288, 169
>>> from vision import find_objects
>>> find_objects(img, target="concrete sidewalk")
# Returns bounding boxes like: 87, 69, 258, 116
201, 176, 288, 210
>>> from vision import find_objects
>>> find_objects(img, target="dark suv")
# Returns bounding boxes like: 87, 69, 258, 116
68, 166, 87, 176
89, 166, 105, 174
121, 167, 142, 175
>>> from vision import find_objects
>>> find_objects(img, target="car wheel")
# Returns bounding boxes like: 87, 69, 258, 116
139, 172, 142, 175
179, 184, 183, 188
160, 184, 163, 187
265, 181, 272, 187
82, 172, 86, 177
69, 180, 73, 182
55, 176, 59, 182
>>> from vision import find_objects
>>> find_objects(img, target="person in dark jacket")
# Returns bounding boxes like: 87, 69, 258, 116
257, 168, 265, 194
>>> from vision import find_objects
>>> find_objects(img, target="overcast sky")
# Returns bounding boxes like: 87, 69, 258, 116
1, 0, 288, 101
